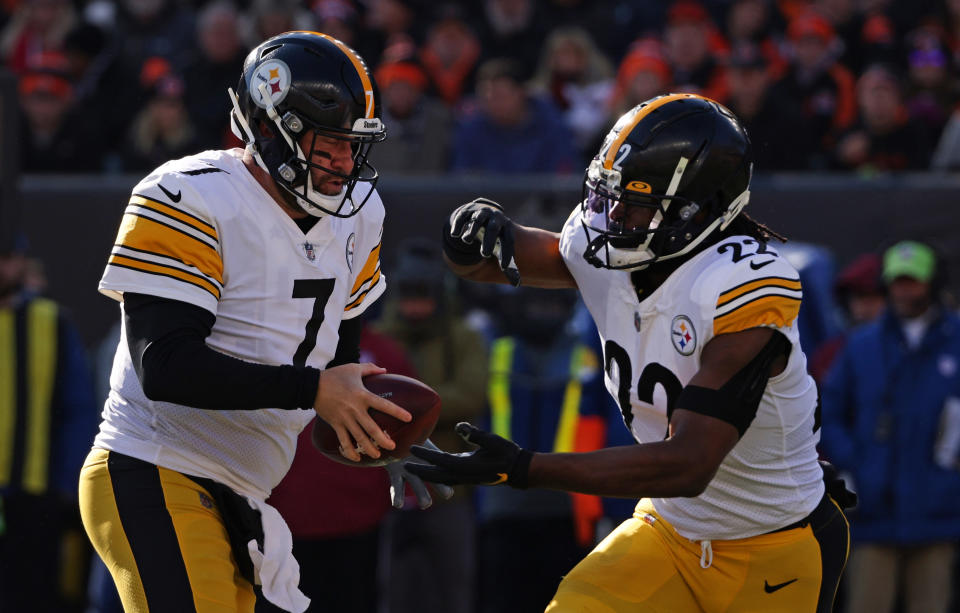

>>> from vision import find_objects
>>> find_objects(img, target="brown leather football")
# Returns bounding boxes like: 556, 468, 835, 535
311, 373, 441, 466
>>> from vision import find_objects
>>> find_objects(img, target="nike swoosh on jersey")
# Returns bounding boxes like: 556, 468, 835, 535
487, 473, 509, 485
158, 183, 182, 203
764, 578, 798, 593
749, 259, 776, 270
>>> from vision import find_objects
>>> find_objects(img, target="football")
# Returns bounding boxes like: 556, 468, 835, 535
311, 373, 441, 466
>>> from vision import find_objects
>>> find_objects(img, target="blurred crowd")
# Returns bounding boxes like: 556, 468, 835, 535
7, 0, 960, 176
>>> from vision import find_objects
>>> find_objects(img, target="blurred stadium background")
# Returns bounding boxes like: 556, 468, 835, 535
2, 0, 960, 611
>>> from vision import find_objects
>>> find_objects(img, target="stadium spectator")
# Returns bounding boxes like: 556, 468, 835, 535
528, 27, 614, 157
451, 58, 578, 174
904, 29, 957, 137
354, 0, 417, 77
821, 240, 960, 613
607, 41, 672, 117
182, 1, 245, 150
474, 285, 605, 613
772, 10, 857, 169
17, 52, 103, 172
61, 22, 137, 161
374, 59, 452, 173
122, 73, 198, 172
931, 104, 960, 170
374, 238, 487, 613
809, 252, 885, 384
662, 0, 729, 102
725, 41, 807, 170
835, 64, 933, 171
0, 0, 74, 74
266, 325, 418, 613
247, 0, 314, 48
0, 230, 99, 613
418, 4, 481, 108
112, 0, 195, 75
474, 0, 548, 80
312, 0, 358, 47
723, 0, 788, 79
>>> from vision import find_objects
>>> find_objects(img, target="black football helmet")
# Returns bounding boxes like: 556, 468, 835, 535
581, 93, 753, 270
229, 31, 386, 217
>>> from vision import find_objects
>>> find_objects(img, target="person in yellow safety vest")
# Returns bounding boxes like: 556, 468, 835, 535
475, 285, 611, 613
0, 231, 99, 612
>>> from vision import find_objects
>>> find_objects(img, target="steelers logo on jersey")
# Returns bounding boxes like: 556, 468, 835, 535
346, 232, 356, 273
670, 315, 697, 356
249, 59, 292, 109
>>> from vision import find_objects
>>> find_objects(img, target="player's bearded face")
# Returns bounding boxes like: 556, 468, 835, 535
300, 133, 356, 196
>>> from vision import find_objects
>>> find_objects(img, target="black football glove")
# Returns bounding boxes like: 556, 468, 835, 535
405, 422, 533, 488
442, 197, 520, 286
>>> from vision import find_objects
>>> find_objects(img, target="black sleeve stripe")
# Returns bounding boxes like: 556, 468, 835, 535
107, 260, 221, 300
131, 194, 218, 238
344, 279, 380, 312
718, 275, 801, 296
125, 212, 219, 251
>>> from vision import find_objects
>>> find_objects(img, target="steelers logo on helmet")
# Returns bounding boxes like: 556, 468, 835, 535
248, 59, 292, 109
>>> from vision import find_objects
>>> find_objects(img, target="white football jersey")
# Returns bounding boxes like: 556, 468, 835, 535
96, 149, 386, 499
560, 206, 824, 540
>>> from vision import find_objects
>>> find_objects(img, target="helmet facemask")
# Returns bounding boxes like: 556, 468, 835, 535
582, 156, 713, 270
230, 84, 386, 218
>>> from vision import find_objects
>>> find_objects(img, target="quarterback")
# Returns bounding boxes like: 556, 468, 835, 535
78, 32, 442, 613
409, 94, 854, 612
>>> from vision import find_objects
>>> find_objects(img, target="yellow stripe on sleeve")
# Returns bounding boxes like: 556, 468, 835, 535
713, 295, 801, 335
350, 242, 381, 296
129, 195, 218, 241
717, 276, 802, 308
115, 213, 223, 285
108, 255, 221, 299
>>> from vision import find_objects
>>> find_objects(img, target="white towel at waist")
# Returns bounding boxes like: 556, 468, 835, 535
245, 496, 310, 613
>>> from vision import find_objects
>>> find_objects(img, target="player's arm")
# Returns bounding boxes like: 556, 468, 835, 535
124, 292, 409, 461
408, 327, 787, 498
442, 198, 577, 289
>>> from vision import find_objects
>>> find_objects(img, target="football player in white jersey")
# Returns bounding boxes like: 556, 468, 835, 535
408, 94, 855, 612
78, 32, 447, 613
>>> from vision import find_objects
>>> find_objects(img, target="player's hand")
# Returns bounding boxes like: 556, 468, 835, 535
314, 363, 412, 462
383, 440, 455, 510
405, 422, 533, 487
443, 197, 520, 286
